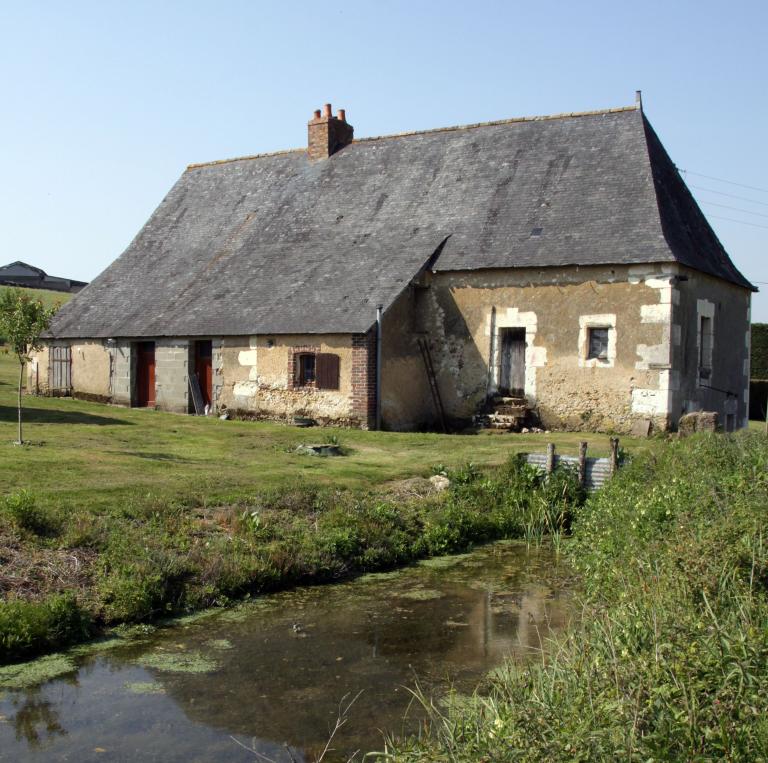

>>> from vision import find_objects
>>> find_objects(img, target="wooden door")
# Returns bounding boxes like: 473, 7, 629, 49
194, 340, 213, 407
49, 345, 72, 395
499, 328, 526, 397
135, 341, 156, 407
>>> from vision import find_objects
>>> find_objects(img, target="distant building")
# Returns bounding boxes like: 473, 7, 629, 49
32, 97, 754, 433
0, 261, 87, 293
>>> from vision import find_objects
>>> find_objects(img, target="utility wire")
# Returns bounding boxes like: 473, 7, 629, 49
699, 200, 768, 219
706, 213, 768, 230
678, 168, 768, 195
689, 184, 768, 208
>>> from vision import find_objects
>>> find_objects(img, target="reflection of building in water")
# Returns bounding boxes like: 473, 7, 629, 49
443, 583, 570, 667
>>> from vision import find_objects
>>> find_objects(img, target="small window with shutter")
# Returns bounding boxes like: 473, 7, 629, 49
316, 353, 340, 390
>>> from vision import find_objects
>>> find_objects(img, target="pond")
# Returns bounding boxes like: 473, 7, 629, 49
0, 540, 576, 762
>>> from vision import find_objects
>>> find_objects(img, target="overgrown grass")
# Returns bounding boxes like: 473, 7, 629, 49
0, 458, 584, 663
381, 431, 768, 761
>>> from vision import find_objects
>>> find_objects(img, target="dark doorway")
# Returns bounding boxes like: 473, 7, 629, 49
135, 341, 156, 408
194, 340, 213, 408
499, 328, 526, 397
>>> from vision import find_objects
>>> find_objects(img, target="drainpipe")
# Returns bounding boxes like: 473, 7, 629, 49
376, 304, 383, 431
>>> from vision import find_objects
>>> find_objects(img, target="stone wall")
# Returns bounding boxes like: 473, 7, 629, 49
672, 268, 751, 430
216, 334, 360, 424
154, 340, 190, 413
385, 263, 713, 433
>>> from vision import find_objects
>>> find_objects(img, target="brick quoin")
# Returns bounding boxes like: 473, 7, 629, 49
351, 330, 377, 429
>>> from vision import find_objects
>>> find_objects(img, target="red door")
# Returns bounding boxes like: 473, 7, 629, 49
136, 341, 156, 407
194, 340, 213, 407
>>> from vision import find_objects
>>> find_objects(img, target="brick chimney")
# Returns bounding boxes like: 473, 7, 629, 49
307, 103, 353, 161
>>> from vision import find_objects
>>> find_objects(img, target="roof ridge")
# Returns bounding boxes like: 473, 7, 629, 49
187, 103, 640, 170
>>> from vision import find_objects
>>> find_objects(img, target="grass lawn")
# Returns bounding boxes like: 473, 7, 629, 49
0, 285, 73, 312
0, 352, 656, 511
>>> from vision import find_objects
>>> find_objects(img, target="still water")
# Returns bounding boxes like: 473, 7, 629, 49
0, 541, 575, 762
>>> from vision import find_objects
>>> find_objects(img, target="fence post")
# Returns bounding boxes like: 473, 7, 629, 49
578, 440, 588, 487
546, 443, 555, 474
609, 437, 620, 475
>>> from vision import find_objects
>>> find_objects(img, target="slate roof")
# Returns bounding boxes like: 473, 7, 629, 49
50, 104, 753, 339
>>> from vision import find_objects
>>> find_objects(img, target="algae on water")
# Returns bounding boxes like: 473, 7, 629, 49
0, 654, 76, 689
399, 588, 445, 601
205, 639, 233, 651
135, 650, 219, 674
125, 682, 166, 695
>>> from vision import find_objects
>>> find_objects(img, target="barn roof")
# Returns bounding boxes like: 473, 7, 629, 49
50, 103, 753, 339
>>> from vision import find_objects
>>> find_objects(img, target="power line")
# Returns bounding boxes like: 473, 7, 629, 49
700, 200, 768, 219
690, 184, 768, 208
678, 168, 768, 195
706, 213, 768, 230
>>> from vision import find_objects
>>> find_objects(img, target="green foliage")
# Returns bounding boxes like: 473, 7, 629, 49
0, 595, 92, 662
0, 288, 57, 361
2, 490, 59, 536
384, 432, 768, 762
752, 323, 768, 379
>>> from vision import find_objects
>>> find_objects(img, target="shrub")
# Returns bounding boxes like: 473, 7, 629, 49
0, 594, 92, 662
2, 490, 59, 536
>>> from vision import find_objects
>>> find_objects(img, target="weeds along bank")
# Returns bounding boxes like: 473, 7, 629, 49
0, 460, 583, 663
385, 431, 768, 762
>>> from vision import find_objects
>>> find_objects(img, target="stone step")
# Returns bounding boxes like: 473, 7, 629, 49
492, 405, 527, 417
492, 396, 527, 406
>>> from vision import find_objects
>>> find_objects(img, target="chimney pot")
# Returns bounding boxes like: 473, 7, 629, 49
308, 104, 353, 161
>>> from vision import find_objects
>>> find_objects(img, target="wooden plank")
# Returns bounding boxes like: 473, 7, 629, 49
188, 373, 205, 415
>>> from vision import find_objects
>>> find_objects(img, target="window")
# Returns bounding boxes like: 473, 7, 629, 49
699, 315, 713, 379
297, 353, 316, 386
587, 327, 610, 361
294, 352, 340, 390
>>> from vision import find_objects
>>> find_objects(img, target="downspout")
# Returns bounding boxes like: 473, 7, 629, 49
376, 305, 383, 431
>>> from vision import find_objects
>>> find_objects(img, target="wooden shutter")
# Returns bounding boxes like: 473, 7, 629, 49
315, 353, 340, 390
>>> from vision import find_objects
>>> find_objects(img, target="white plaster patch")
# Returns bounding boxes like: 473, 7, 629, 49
233, 381, 260, 398
577, 314, 616, 368
635, 344, 668, 370
640, 303, 672, 324
631, 388, 667, 415
238, 350, 258, 367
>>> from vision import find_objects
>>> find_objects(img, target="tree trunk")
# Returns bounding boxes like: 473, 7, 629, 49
17, 358, 24, 445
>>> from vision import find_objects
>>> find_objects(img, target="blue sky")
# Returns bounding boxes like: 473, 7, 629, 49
2, 0, 767, 318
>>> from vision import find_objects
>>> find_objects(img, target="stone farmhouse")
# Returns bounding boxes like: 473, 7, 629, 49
32, 97, 754, 433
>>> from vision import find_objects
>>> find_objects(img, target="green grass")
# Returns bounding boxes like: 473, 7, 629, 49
382, 431, 768, 761
0, 351, 654, 511
0, 285, 72, 312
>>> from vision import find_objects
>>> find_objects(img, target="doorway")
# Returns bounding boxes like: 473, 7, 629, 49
194, 340, 213, 408
135, 341, 156, 407
498, 328, 526, 397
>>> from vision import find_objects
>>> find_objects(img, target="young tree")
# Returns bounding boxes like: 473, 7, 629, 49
0, 289, 57, 444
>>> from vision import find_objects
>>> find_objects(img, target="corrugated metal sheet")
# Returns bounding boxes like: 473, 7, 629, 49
523, 452, 613, 490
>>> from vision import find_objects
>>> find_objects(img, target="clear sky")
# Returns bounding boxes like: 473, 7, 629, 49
2, 1, 767, 318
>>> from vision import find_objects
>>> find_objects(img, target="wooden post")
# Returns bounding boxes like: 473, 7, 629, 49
578, 440, 588, 487
609, 437, 620, 475
546, 442, 555, 474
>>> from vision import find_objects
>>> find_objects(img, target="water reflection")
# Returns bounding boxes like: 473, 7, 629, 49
0, 541, 575, 762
